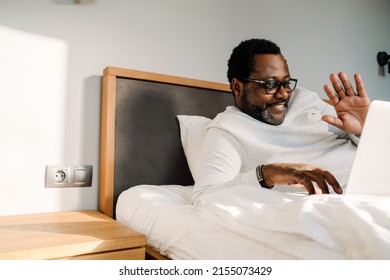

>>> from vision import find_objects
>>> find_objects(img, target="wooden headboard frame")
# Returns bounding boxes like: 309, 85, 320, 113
99, 67, 233, 218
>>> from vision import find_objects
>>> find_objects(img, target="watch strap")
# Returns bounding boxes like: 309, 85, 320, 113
256, 165, 274, 189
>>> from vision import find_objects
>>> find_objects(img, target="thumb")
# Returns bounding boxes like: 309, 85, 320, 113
321, 115, 343, 130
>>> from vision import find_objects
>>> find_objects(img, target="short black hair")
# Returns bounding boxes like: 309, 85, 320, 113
227, 39, 281, 83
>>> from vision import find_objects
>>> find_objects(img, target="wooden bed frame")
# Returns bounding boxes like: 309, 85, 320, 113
98, 66, 234, 259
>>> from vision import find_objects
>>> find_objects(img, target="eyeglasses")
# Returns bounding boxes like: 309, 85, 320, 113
244, 78, 298, 95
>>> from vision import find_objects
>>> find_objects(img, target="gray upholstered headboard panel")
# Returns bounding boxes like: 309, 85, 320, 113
99, 67, 234, 217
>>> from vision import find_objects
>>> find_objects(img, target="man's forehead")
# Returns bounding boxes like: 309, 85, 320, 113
251, 54, 290, 78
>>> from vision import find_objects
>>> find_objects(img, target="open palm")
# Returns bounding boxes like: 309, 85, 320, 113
322, 72, 371, 135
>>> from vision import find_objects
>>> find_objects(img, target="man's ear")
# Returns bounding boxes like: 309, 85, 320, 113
230, 78, 243, 97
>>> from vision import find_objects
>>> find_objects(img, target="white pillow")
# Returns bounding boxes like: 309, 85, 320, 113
177, 115, 211, 182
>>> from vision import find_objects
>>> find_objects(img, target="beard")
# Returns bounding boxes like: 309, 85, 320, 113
240, 95, 288, 126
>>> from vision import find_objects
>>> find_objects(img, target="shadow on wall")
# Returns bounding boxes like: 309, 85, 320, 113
80, 75, 102, 206
51, 0, 95, 5
81, 75, 102, 167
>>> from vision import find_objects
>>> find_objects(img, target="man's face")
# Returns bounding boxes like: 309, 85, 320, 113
235, 54, 293, 125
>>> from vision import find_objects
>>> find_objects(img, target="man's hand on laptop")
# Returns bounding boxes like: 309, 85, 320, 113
261, 163, 343, 195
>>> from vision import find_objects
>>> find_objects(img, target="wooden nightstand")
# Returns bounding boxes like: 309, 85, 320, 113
0, 210, 146, 260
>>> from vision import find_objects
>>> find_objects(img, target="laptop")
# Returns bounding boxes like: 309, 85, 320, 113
345, 100, 390, 196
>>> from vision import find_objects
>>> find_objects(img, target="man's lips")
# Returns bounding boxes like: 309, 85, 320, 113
266, 100, 287, 114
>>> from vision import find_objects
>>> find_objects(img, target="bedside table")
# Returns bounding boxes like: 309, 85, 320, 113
0, 210, 146, 260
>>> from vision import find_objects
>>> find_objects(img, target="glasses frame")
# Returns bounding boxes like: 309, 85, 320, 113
244, 78, 298, 95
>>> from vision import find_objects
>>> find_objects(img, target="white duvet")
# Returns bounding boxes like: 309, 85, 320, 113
116, 184, 390, 259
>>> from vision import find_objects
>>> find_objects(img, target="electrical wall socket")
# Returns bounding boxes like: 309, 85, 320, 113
45, 165, 92, 188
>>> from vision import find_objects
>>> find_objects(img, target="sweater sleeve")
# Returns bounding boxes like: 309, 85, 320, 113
192, 127, 258, 203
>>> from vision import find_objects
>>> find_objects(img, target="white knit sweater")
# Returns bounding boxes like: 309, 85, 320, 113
193, 87, 358, 202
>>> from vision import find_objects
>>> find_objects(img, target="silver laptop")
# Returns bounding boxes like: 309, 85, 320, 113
345, 100, 390, 196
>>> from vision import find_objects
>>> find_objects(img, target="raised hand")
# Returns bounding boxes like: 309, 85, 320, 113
322, 72, 371, 135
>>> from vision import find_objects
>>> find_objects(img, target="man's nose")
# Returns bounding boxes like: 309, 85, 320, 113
274, 84, 289, 99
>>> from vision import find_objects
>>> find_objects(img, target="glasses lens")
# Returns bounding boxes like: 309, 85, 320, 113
264, 80, 279, 94
284, 79, 297, 93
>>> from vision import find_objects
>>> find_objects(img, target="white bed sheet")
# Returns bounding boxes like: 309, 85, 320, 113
116, 184, 390, 260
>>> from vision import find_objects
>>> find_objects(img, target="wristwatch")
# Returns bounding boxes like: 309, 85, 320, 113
256, 165, 274, 189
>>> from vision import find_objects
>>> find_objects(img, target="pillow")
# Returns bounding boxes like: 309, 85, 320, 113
177, 115, 211, 182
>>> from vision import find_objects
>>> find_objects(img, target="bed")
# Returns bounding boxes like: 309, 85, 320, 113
99, 66, 390, 260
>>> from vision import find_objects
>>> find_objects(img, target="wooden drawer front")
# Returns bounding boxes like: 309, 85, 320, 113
55, 247, 145, 260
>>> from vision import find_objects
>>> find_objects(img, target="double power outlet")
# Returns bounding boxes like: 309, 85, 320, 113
45, 165, 93, 188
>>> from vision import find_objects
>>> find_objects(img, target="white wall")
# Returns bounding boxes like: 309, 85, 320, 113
0, 0, 389, 216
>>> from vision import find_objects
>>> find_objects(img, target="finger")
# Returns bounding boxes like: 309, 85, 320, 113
321, 115, 344, 131
323, 84, 339, 105
293, 173, 316, 195
329, 73, 346, 99
317, 169, 343, 194
338, 72, 356, 96
301, 178, 316, 195
354, 73, 368, 97
302, 171, 330, 194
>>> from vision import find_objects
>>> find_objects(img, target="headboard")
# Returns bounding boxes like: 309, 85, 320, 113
99, 67, 234, 217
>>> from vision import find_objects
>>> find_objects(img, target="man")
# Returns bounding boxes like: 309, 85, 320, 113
192, 39, 371, 202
